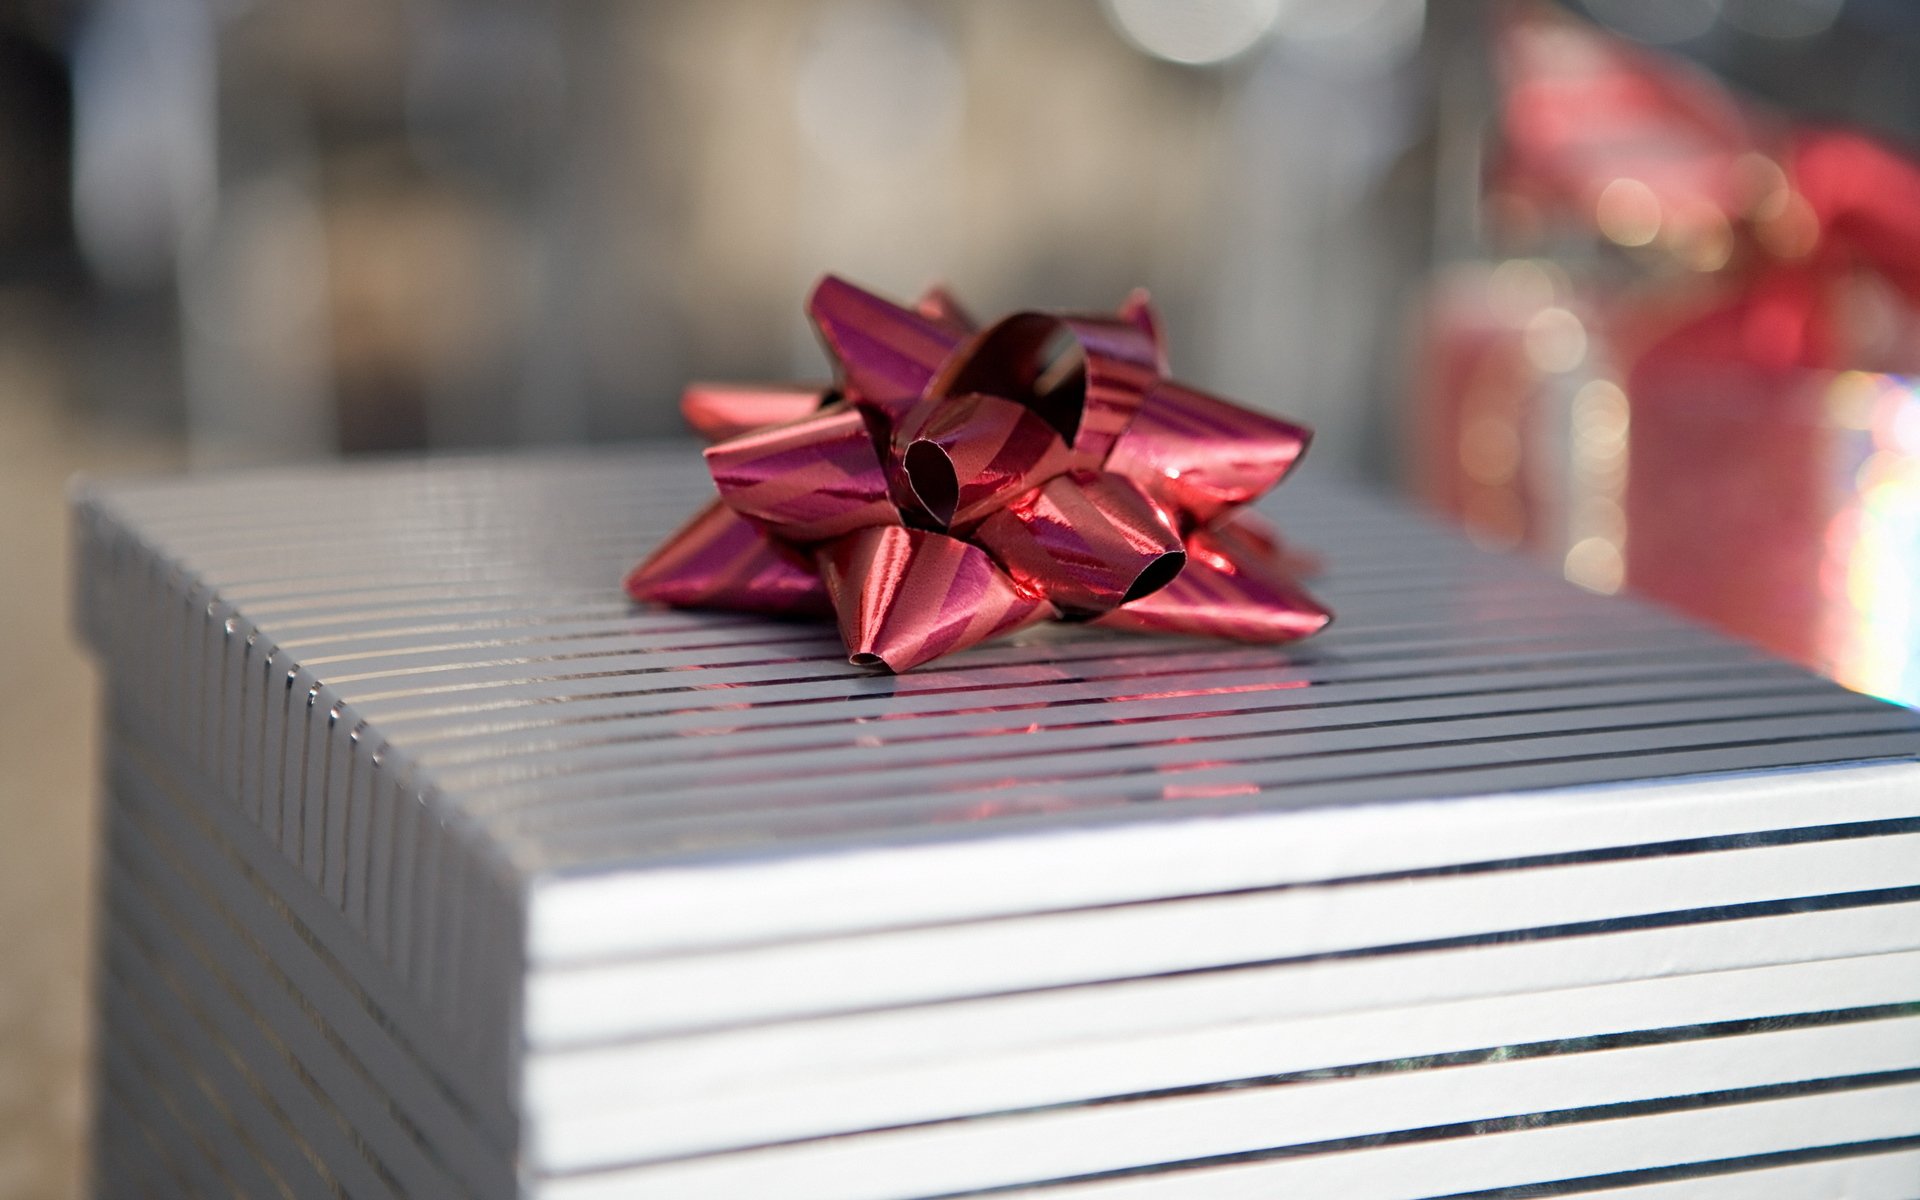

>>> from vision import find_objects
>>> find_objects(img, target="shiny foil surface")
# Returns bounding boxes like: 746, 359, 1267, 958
680, 383, 829, 443
897, 392, 1073, 530
817, 525, 1054, 672
702, 402, 898, 543
628, 274, 1330, 671
621, 498, 831, 616
929, 310, 1161, 470
1108, 380, 1313, 526
972, 471, 1186, 616
807, 275, 966, 418
76, 448, 1920, 1200
1098, 523, 1333, 642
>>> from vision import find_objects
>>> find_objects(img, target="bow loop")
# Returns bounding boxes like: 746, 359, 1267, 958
896, 392, 1072, 531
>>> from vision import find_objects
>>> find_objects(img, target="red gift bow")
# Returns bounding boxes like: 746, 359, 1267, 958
626, 276, 1331, 672
1494, 7, 1920, 372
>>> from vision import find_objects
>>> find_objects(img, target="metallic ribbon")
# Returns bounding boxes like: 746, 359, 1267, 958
680, 383, 828, 443
628, 276, 1331, 671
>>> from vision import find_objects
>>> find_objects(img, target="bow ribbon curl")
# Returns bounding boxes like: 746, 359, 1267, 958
627, 276, 1331, 672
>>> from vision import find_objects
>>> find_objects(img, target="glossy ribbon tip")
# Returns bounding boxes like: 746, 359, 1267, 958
973, 471, 1186, 617
817, 525, 1054, 672
1215, 508, 1325, 579
625, 499, 832, 616
1125, 550, 1189, 603
681, 383, 830, 443
1097, 524, 1331, 643
809, 274, 965, 416
1119, 288, 1168, 373
1107, 381, 1312, 526
915, 283, 978, 334
704, 403, 898, 544
631, 276, 1327, 670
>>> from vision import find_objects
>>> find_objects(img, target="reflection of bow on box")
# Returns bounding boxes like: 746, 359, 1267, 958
1495, 9, 1920, 373
627, 276, 1330, 672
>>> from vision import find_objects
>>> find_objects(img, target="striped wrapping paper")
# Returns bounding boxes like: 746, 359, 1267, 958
74, 447, 1920, 1199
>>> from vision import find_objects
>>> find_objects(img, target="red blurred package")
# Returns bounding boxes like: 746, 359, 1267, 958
1414, 4, 1920, 699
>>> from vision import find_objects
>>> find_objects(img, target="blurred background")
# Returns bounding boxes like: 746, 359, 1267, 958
5, 0, 1920, 1194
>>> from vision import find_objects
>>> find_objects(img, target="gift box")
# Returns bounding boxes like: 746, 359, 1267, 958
1411, 5, 1746, 589
1410, 258, 1629, 570
75, 448, 1920, 1198
1412, 7, 1920, 707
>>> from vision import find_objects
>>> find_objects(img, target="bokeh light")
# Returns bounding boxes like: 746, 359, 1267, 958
1101, 0, 1283, 66
1523, 306, 1588, 374
1823, 376, 1920, 707
794, 3, 963, 168
1595, 177, 1661, 247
